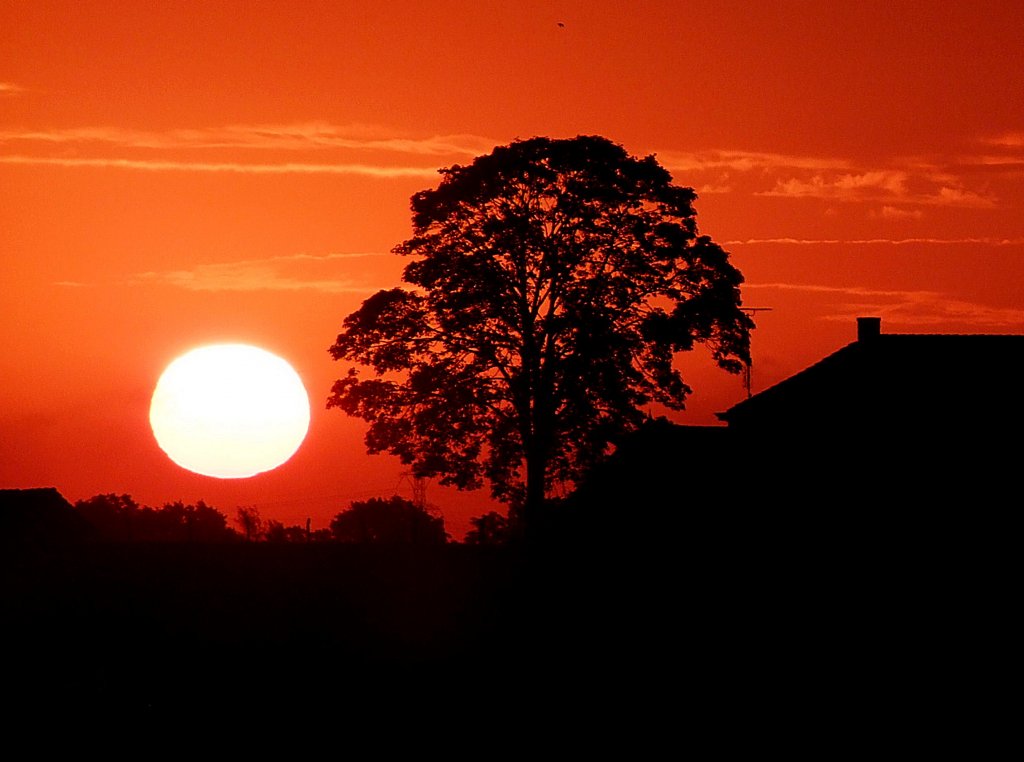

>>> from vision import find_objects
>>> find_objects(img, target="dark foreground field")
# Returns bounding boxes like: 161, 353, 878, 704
2, 526, 1012, 744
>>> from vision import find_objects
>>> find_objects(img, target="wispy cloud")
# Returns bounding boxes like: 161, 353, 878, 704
0, 82, 24, 96
0, 123, 496, 155
656, 149, 853, 174
927, 186, 997, 207
982, 132, 1024, 148
936, 132, 1024, 174
874, 206, 924, 220
126, 252, 395, 293
661, 149, 994, 198
2, 121, 1006, 209
654, 146, 1002, 209
761, 170, 908, 197
0, 155, 438, 177
745, 282, 935, 297
696, 182, 734, 195
724, 237, 1024, 246
0, 123, 499, 177
758, 172, 995, 207
829, 297, 1024, 328
954, 154, 1024, 172
743, 282, 1024, 328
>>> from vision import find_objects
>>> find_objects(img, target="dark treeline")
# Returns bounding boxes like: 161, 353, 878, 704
0, 461, 1006, 733
7, 488, 518, 547
2, 487, 574, 718
75, 493, 238, 543
71, 492, 462, 544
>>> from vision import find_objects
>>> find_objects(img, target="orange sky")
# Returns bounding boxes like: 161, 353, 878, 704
3, 1, 1023, 539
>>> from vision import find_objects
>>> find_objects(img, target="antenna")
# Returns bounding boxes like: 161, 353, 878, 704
740, 307, 773, 398
399, 470, 430, 511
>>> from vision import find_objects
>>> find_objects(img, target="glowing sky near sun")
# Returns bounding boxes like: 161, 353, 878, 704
1, 1, 1022, 538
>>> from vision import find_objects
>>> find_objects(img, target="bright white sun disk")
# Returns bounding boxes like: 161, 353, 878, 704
150, 344, 310, 478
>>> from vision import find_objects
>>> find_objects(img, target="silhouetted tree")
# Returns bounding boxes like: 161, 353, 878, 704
329, 135, 752, 529
75, 493, 142, 541
329, 496, 448, 544
155, 499, 233, 542
73, 494, 237, 542
264, 519, 312, 543
188, 500, 233, 542
464, 511, 510, 545
264, 519, 287, 543
236, 505, 263, 542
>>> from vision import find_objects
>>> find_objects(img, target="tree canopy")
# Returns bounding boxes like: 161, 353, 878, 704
329, 135, 752, 526
329, 496, 448, 544
74, 493, 238, 542
463, 511, 510, 545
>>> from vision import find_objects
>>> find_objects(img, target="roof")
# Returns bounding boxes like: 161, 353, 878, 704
0, 487, 92, 546
717, 321, 1024, 432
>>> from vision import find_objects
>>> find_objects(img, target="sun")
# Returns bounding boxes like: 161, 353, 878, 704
150, 344, 311, 478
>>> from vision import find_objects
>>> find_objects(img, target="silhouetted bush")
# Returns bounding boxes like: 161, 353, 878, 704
329, 496, 448, 544
464, 511, 510, 544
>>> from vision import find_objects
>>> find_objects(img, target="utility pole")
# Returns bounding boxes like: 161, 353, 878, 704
400, 470, 429, 511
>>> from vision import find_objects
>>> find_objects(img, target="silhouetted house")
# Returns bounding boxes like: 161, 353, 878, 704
564, 317, 1020, 550
0, 487, 92, 548
571, 419, 731, 502
716, 317, 1024, 509
558, 419, 738, 544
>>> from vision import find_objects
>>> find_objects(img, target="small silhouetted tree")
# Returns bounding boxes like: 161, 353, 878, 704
75, 493, 142, 541
264, 519, 288, 543
264, 519, 311, 543
236, 505, 263, 542
329, 496, 448, 544
328, 135, 752, 532
155, 499, 233, 542
464, 511, 510, 545
189, 500, 233, 542
310, 527, 333, 542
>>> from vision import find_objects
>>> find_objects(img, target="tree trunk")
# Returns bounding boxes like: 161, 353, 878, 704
522, 446, 547, 538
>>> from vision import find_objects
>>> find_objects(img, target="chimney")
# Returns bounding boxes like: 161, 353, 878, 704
857, 316, 881, 342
